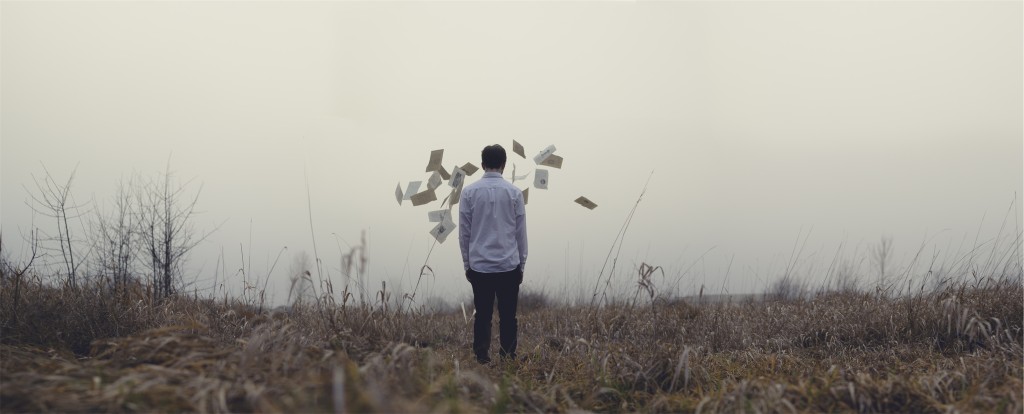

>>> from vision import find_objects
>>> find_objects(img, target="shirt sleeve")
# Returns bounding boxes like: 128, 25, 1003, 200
515, 190, 528, 266
458, 190, 472, 271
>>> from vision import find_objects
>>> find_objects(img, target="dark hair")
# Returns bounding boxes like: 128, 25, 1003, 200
481, 144, 507, 169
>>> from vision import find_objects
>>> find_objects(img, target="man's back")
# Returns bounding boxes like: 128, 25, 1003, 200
458, 171, 528, 274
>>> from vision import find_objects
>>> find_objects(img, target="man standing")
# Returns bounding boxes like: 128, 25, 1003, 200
459, 144, 528, 364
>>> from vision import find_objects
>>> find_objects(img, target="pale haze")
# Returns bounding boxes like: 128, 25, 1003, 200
2, 2, 1021, 306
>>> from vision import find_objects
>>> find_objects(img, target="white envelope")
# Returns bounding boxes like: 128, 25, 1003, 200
533, 145, 556, 164
534, 169, 549, 189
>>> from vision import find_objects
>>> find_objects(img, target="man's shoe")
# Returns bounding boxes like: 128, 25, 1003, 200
476, 355, 492, 365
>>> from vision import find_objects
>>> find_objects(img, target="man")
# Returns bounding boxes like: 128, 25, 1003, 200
459, 144, 528, 364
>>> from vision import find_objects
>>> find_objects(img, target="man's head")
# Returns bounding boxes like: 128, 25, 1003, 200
481, 144, 507, 172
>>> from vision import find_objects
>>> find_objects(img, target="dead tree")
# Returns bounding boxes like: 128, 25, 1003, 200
136, 163, 205, 301
90, 176, 138, 294
24, 164, 90, 287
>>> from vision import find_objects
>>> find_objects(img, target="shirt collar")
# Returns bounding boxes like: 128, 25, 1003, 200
483, 171, 503, 178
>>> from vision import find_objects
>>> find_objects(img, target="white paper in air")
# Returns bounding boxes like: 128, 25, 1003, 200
534, 169, 549, 189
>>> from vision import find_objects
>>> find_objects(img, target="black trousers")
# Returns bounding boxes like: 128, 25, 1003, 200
467, 267, 522, 360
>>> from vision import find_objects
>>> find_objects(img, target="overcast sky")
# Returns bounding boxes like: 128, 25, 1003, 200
2, 1, 1021, 306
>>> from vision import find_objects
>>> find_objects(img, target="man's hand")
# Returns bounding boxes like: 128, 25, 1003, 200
465, 269, 472, 283
517, 264, 524, 285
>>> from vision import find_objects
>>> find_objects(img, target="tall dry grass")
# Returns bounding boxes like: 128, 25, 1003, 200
2, 262, 1020, 413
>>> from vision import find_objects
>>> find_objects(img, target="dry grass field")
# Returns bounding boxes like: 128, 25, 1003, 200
1, 268, 1020, 413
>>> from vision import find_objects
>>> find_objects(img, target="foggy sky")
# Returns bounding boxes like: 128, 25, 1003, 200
2, 1, 1021, 306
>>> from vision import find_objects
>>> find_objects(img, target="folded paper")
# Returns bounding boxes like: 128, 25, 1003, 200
513, 140, 526, 158
425, 149, 444, 172
575, 196, 598, 210
426, 171, 442, 190
461, 163, 479, 176
403, 181, 422, 200
540, 154, 563, 169
395, 183, 403, 205
410, 188, 437, 206
428, 209, 451, 223
534, 169, 549, 189
533, 145, 556, 164
449, 167, 466, 188
429, 214, 457, 243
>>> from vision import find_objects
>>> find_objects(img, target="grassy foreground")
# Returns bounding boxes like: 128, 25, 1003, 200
1, 276, 1021, 413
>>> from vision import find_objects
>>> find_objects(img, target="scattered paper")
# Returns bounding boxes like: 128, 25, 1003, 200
403, 181, 422, 200
426, 171, 442, 190
461, 163, 479, 176
438, 165, 451, 180
533, 145, 556, 164
449, 167, 466, 188
534, 169, 549, 189
395, 183, 403, 206
429, 214, 457, 243
428, 209, 451, 223
575, 196, 598, 210
513, 140, 526, 158
425, 149, 444, 172
540, 154, 563, 169
510, 164, 530, 183
522, 188, 529, 205
449, 185, 463, 206
410, 188, 437, 206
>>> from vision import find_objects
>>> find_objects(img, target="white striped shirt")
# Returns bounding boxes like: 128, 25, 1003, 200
458, 171, 528, 273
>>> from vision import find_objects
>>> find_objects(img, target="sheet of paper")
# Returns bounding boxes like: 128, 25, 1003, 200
522, 187, 529, 205
438, 165, 451, 180
461, 162, 479, 176
425, 149, 444, 172
534, 169, 549, 189
533, 144, 556, 164
512, 140, 526, 158
395, 183, 403, 205
427, 209, 451, 223
426, 171, 442, 190
575, 196, 598, 210
429, 215, 457, 243
510, 164, 530, 183
449, 185, 463, 206
410, 188, 437, 206
403, 181, 422, 200
540, 154, 563, 169
449, 167, 466, 188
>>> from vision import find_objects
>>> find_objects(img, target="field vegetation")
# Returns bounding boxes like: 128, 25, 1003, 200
1, 257, 1020, 412
2, 167, 1021, 412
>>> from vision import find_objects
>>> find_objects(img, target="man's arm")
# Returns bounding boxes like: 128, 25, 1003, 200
458, 191, 472, 271
515, 192, 527, 270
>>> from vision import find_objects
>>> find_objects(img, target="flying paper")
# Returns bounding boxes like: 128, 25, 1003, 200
410, 188, 437, 206
395, 183, 403, 205
450, 180, 466, 206
461, 163, 479, 176
540, 154, 563, 169
425, 149, 444, 172
533, 145, 556, 164
511, 164, 530, 183
426, 171, 443, 190
522, 188, 529, 205
575, 196, 598, 210
449, 167, 466, 188
428, 209, 451, 223
534, 169, 549, 189
403, 181, 422, 200
429, 215, 457, 243
438, 165, 451, 180
513, 140, 526, 158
